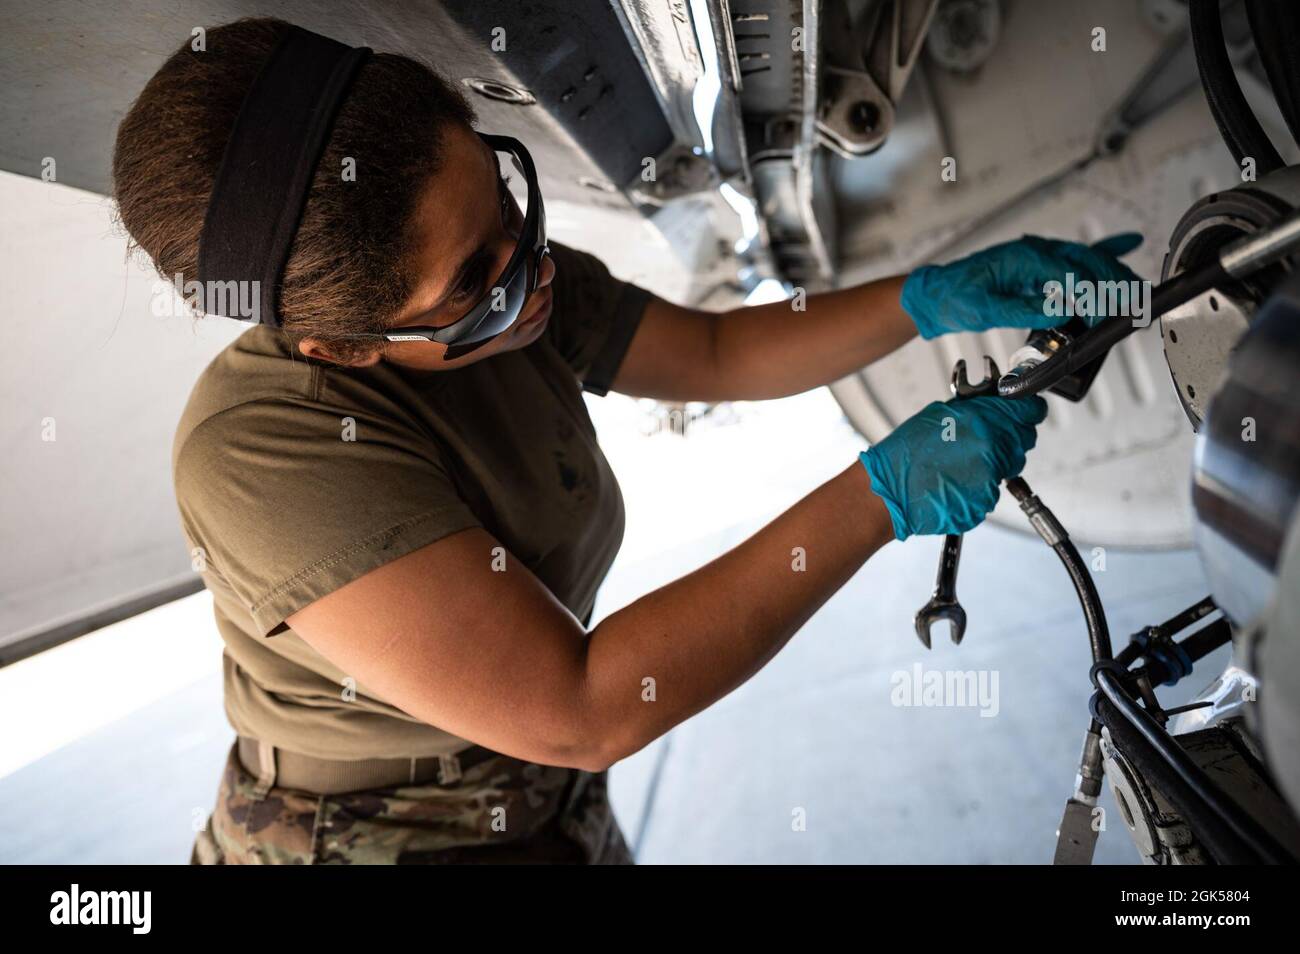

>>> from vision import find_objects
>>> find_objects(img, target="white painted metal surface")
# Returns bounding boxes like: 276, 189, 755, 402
0, 173, 245, 657
826, 0, 1299, 547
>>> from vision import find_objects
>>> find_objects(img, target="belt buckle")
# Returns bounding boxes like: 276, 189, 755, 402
435, 754, 462, 785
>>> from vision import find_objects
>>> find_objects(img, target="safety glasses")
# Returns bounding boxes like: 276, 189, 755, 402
383, 133, 549, 351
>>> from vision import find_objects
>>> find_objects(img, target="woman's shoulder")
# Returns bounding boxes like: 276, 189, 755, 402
171, 323, 448, 492
173, 326, 318, 464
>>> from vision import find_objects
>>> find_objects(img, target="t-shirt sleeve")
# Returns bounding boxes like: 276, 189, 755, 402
544, 242, 655, 396
174, 399, 481, 637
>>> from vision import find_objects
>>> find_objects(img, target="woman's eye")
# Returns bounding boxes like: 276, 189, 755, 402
499, 175, 515, 222
455, 274, 481, 301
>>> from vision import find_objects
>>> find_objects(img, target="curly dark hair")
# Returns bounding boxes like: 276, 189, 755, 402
112, 17, 476, 361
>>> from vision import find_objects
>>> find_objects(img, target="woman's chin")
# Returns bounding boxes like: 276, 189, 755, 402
513, 312, 549, 346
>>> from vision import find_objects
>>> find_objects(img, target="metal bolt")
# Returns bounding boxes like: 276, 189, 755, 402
849, 101, 881, 135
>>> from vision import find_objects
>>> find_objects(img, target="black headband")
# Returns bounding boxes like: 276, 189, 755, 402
196, 26, 370, 327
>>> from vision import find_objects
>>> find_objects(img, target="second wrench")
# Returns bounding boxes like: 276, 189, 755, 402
911, 356, 1002, 649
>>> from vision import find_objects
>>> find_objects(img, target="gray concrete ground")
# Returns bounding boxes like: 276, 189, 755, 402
0, 390, 1223, 864
0, 519, 1219, 864
601, 524, 1220, 864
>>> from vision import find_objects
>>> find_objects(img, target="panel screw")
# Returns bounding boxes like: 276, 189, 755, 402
461, 77, 536, 105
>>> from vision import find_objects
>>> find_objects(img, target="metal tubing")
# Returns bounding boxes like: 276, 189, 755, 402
1093, 669, 1295, 864
998, 209, 1300, 400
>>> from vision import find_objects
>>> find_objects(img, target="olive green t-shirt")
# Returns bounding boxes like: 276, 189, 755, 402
172, 244, 653, 760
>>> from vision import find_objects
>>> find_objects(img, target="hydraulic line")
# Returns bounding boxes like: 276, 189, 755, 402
1189, 0, 1284, 175
1004, 477, 1111, 663
1245, 0, 1300, 148
1153, 595, 1219, 643
1092, 668, 1297, 864
1008, 479, 1289, 863
998, 209, 1300, 399
997, 263, 1225, 399
1091, 692, 1259, 864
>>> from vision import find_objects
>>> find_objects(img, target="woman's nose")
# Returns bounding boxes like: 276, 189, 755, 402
536, 249, 556, 290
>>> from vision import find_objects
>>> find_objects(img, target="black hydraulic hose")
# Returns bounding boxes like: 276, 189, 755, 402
998, 207, 1300, 402
997, 263, 1227, 399
1157, 595, 1220, 642
1189, 0, 1285, 175
1004, 452, 1288, 863
998, 208, 1300, 400
1091, 693, 1256, 864
1246, 0, 1300, 148
1178, 617, 1234, 665
1005, 477, 1287, 863
1005, 478, 1112, 663
1056, 540, 1112, 664
1092, 669, 1296, 864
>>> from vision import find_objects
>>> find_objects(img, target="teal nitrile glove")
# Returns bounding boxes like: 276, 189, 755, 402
901, 233, 1144, 339
859, 395, 1049, 541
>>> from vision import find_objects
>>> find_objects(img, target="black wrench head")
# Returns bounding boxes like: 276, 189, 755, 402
951, 356, 1002, 399
914, 601, 968, 649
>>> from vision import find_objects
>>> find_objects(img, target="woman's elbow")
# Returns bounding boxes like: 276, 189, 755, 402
535, 706, 647, 773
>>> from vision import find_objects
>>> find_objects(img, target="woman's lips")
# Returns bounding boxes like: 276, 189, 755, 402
515, 289, 553, 330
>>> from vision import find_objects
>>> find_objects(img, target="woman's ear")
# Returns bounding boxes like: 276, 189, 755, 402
297, 337, 383, 367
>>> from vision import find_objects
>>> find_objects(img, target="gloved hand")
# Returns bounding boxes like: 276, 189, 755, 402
860, 395, 1049, 540
901, 233, 1143, 339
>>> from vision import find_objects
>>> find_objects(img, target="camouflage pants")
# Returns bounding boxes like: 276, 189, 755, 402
191, 743, 633, 864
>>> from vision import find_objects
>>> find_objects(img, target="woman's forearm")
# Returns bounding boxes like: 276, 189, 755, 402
710, 274, 913, 400
579, 461, 892, 766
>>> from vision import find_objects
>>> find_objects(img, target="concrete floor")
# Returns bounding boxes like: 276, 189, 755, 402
0, 390, 1223, 864
0, 522, 1221, 865
601, 523, 1220, 863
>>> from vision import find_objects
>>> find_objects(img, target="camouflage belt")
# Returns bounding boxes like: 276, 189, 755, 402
193, 743, 634, 863
236, 735, 497, 796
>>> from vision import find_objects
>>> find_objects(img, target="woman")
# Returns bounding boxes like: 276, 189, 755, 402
113, 18, 1141, 864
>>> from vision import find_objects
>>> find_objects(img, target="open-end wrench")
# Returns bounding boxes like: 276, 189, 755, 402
952, 355, 1000, 400
915, 533, 965, 648
913, 356, 1001, 649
